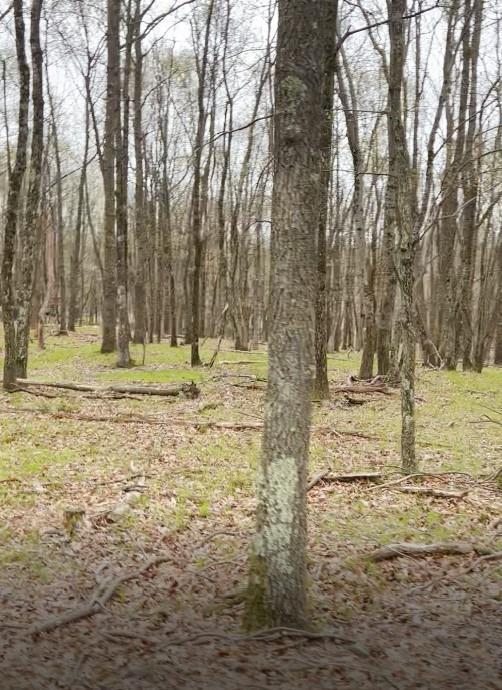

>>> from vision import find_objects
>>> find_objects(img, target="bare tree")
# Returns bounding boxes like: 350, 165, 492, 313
1, 0, 30, 390
244, 0, 324, 630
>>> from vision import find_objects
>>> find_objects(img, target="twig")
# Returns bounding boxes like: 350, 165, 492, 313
461, 551, 502, 574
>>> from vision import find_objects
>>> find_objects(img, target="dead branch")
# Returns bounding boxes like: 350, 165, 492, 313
16, 379, 200, 398
462, 551, 502, 574
11, 386, 58, 399
218, 360, 264, 366
307, 469, 331, 490
308, 470, 382, 491
366, 542, 490, 563
398, 486, 468, 499
30, 531, 236, 635
368, 472, 467, 492
30, 554, 172, 635
333, 385, 392, 395
0, 405, 375, 440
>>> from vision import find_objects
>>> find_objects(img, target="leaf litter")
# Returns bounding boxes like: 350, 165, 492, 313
0, 334, 501, 689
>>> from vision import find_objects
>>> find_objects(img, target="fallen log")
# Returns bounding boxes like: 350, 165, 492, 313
366, 542, 489, 563
16, 379, 200, 399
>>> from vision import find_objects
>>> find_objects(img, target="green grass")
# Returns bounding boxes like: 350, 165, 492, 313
0, 328, 500, 587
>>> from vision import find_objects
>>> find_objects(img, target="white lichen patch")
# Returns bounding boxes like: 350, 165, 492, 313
256, 455, 299, 577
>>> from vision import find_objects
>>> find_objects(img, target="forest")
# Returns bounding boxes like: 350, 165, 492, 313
0, 0, 501, 688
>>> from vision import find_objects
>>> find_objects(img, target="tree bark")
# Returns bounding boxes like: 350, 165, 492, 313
100, 0, 120, 353
388, 0, 418, 473
2, 0, 30, 390
190, 1, 215, 367
115, 0, 132, 368
244, 0, 324, 630
313, 1, 336, 399
15, 0, 44, 379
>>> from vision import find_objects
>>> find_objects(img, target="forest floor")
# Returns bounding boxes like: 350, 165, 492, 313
0, 328, 501, 690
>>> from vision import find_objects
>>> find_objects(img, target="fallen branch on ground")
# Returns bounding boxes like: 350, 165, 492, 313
368, 472, 473, 492
461, 551, 502, 574
16, 379, 200, 399
218, 360, 265, 366
367, 541, 492, 563
333, 385, 392, 395
30, 531, 236, 635
307, 469, 331, 490
308, 471, 382, 491
0, 406, 374, 439
397, 486, 468, 499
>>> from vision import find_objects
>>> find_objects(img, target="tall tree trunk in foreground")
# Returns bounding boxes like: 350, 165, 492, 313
244, 0, 324, 630
388, 0, 418, 473
313, 0, 336, 399
2, 0, 30, 390
16, 0, 44, 378
100, 0, 120, 353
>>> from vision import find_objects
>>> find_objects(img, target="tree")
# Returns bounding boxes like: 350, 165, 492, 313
1, 0, 30, 390
388, 0, 418, 473
244, 0, 324, 630
100, 0, 120, 354
15, 0, 44, 379
313, 0, 336, 399
190, 0, 215, 367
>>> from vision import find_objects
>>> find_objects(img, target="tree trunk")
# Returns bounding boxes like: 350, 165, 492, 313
2, 0, 30, 390
313, 1, 336, 399
244, 0, 323, 631
100, 0, 120, 353
388, 0, 418, 473
46, 73, 68, 336
190, 1, 215, 367
132, 0, 147, 345
15, 0, 44, 379
460, 0, 483, 371
115, 0, 132, 368
68, 92, 90, 331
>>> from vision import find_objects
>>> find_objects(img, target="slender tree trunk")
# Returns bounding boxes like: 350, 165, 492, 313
16, 0, 44, 379
69, 96, 90, 331
132, 0, 147, 345
313, 1, 336, 399
190, 1, 215, 367
388, 0, 418, 473
115, 0, 132, 368
244, 0, 324, 631
2, 0, 30, 390
460, 0, 483, 371
100, 0, 120, 353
